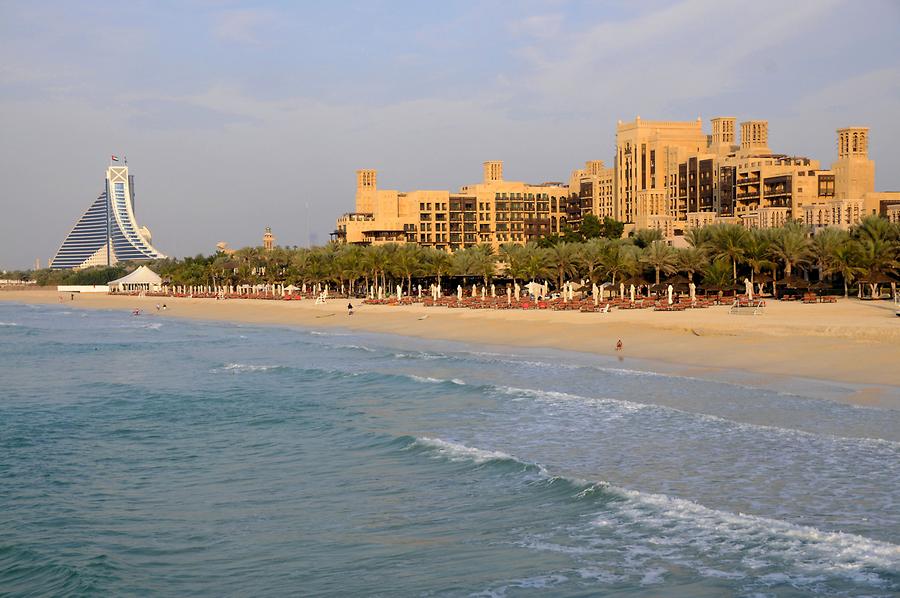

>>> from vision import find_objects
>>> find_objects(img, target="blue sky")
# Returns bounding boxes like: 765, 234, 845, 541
1, 0, 899, 268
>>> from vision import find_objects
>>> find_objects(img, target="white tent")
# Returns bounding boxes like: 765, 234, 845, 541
109, 266, 162, 292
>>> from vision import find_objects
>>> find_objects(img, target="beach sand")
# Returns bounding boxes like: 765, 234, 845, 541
4, 288, 899, 407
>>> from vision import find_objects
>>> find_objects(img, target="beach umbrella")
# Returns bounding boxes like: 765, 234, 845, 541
592, 283, 599, 306
514, 283, 521, 301
619, 282, 625, 298
744, 278, 753, 301
491, 284, 496, 298
507, 286, 512, 305
481, 286, 486, 301
667, 284, 673, 305
457, 285, 463, 300
630, 284, 636, 303
472, 284, 477, 298
782, 275, 810, 289
418, 284, 422, 299
689, 282, 696, 302
397, 284, 402, 298
666, 274, 691, 285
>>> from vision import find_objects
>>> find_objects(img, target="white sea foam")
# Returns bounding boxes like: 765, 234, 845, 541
411, 436, 900, 586
217, 363, 282, 373
493, 384, 900, 448
0, 321, 20, 327
407, 375, 466, 386
413, 437, 516, 464
393, 351, 447, 361
336, 344, 377, 353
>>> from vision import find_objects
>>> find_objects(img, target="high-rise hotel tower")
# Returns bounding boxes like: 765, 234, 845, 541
50, 163, 166, 269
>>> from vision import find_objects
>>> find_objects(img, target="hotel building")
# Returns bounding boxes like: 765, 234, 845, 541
334, 119, 899, 249
335, 162, 571, 250
50, 163, 166, 269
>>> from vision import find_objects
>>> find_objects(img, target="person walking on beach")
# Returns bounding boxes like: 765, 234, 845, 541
347, 302, 354, 316
616, 339, 623, 351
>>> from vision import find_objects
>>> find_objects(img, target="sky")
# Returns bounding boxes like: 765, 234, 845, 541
1, 0, 899, 269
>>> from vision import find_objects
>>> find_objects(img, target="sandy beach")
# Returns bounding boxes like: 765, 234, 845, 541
3, 288, 899, 407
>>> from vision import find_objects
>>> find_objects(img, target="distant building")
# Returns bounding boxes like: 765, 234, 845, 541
263, 226, 275, 251
333, 119, 899, 248
50, 163, 165, 269
334, 162, 570, 250
216, 241, 236, 256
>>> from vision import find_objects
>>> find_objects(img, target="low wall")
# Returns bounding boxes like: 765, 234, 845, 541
57, 285, 110, 293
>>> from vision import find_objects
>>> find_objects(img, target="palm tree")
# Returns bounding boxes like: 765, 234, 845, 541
810, 227, 848, 282
742, 229, 773, 284
768, 225, 811, 297
632, 228, 664, 249
451, 247, 481, 287
471, 244, 497, 288
520, 243, 552, 283
392, 244, 423, 295
546, 242, 582, 289
830, 241, 865, 298
709, 223, 748, 282
600, 241, 638, 290
684, 226, 714, 250
702, 258, 733, 301
423, 247, 453, 292
499, 243, 526, 285
579, 238, 608, 284
675, 246, 708, 283
641, 241, 678, 285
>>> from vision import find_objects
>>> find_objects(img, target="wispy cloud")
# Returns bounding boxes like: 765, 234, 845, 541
213, 9, 277, 45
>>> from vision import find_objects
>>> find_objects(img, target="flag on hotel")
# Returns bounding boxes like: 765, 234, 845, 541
111, 155, 119, 162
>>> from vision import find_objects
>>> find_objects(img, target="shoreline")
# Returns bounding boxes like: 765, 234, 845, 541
3, 289, 899, 408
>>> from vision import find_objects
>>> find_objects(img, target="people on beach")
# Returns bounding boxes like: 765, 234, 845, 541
162, 304, 167, 310
156, 304, 161, 311
347, 302, 354, 316
616, 339, 623, 351
70, 293, 75, 301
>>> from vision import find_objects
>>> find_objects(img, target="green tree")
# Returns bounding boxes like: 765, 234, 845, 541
392, 244, 423, 295
580, 214, 603, 239
580, 238, 608, 284
600, 217, 625, 240
546, 242, 582, 289
600, 241, 638, 289
702, 258, 734, 300
676, 246, 708, 283
831, 241, 865, 297
709, 223, 748, 282
631, 228, 664, 249
641, 241, 678, 285
520, 243, 552, 282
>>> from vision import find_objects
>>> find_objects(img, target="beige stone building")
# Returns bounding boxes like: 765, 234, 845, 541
334, 119, 897, 249
334, 161, 570, 250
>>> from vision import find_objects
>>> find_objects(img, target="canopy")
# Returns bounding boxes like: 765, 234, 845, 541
109, 265, 162, 291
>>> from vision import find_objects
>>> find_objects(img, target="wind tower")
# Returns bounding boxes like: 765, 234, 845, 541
833, 127, 874, 200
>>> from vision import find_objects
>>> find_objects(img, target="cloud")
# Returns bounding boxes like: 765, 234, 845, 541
213, 9, 276, 45
507, 0, 840, 117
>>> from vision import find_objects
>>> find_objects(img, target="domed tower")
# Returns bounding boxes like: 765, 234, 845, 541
263, 226, 274, 251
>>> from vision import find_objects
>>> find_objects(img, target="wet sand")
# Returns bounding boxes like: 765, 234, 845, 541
4, 289, 899, 408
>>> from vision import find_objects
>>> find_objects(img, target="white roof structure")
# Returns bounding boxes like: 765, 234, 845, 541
109, 265, 162, 290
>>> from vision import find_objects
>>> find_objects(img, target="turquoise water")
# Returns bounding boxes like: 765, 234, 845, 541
1, 303, 898, 597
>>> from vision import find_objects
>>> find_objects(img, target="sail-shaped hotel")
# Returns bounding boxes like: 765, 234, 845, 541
50, 163, 166, 269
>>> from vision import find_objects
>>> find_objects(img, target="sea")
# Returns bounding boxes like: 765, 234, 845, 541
1, 302, 898, 597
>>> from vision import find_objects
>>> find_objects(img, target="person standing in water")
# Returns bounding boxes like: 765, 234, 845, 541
347, 302, 354, 316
